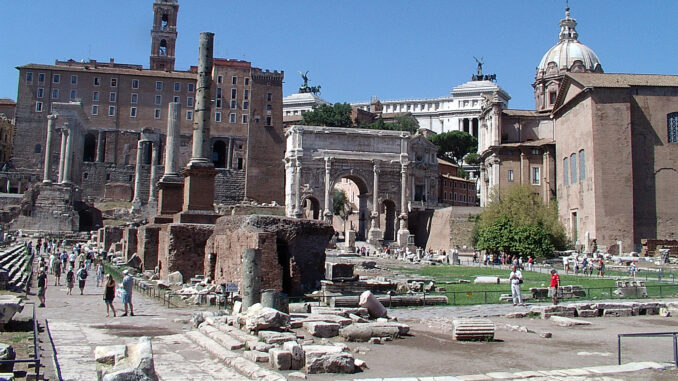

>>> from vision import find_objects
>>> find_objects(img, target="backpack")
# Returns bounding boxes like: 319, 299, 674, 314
78, 269, 88, 280
67, 271, 74, 282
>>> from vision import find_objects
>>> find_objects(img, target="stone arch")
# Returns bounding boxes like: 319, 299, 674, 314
381, 199, 397, 241
83, 133, 97, 162
331, 172, 370, 241
212, 140, 227, 168
301, 195, 321, 220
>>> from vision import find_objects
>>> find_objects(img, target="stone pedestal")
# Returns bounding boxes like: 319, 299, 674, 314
152, 178, 183, 224
345, 229, 356, 250
367, 227, 383, 246
397, 228, 410, 247
174, 164, 219, 224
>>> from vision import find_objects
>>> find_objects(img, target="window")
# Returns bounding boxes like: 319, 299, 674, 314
130, 107, 137, 118
244, 89, 249, 100
52, 74, 60, 83
230, 100, 236, 109
242, 114, 248, 123
266, 104, 272, 110
35, 101, 43, 112
186, 110, 193, 120
266, 116, 272, 126
244, 78, 249, 86
51, 89, 59, 99
38, 73, 45, 83
70, 75, 77, 85
187, 97, 194, 107
229, 113, 236, 123
216, 99, 222, 108
34, 144, 41, 153
154, 109, 161, 119
110, 78, 117, 87
130, 93, 138, 104
570, 153, 577, 184
131, 79, 139, 89
215, 112, 221, 122
70, 89, 77, 100
155, 95, 162, 105
37, 88, 44, 98
216, 88, 222, 98
92, 91, 100, 101
92, 105, 99, 115
232, 76, 237, 85
267, 92, 272, 101
668, 112, 678, 143
109, 92, 116, 102
94, 77, 101, 86
108, 106, 116, 116
579, 150, 586, 181
531, 166, 540, 185
217, 75, 223, 84
173, 96, 180, 103
549, 91, 557, 105
231, 89, 236, 99
187, 83, 194, 92
173, 82, 180, 91
243, 101, 248, 110
155, 81, 163, 90
563, 157, 569, 186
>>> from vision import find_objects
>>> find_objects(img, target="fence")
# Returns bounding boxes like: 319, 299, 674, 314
0, 302, 41, 379
133, 280, 231, 310
617, 331, 678, 366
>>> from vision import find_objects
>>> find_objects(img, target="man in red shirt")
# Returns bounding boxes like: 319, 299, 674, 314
549, 269, 560, 305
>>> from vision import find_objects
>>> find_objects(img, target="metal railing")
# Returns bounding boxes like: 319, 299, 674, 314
617, 331, 678, 366
0, 302, 41, 379
133, 280, 230, 310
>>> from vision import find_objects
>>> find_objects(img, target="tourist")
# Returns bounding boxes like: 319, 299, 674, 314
68, 251, 76, 269
60, 251, 68, 273
96, 262, 104, 287
53, 259, 61, 286
549, 269, 560, 305
37, 268, 47, 308
66, 267, 75, 295
527, 256, 534, 271
509, 265, 523, 306
563, 256, 570, 274
630, 261, 637, 279
76, 263, 88, 295
48, 252, 56, 274
582, 257, 589, 276
598, 259, 605, 277
120, 270, 134, 316
103, 274, 117, 317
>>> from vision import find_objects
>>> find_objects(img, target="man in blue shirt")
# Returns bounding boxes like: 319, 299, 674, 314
120, 270, 135, 316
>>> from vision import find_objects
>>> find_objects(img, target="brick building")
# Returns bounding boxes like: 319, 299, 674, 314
10, 0, 284, 205
0, 99, 15, 163
437, 158, 477, 206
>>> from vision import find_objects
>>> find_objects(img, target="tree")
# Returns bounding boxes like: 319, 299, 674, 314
358, 115, 419, 134
429, 131, 478, 164
472, 185, 569, 258
464, 152, 481, 165
299, 103, 353, 127
332, 189, 350, 217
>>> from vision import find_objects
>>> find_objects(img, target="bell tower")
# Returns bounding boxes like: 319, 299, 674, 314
150, 0, 179, 71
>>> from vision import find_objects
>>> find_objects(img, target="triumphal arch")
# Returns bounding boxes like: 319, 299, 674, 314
284, 125, 411, 246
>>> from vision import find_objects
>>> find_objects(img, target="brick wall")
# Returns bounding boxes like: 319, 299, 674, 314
136, 224, 161, 272
158, 223, 214, 281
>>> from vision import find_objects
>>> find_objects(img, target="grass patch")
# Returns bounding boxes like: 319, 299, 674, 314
103, 219, 129, 226
95, 201, 132, 210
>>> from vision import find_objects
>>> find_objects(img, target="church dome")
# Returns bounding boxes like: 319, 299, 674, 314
537, 8, 602, 74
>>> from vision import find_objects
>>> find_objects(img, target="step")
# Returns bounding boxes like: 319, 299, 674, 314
208, 320, 260, 345
199, 323, 246, 350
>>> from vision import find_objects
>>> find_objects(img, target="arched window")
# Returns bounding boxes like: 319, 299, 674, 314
578, 150, 586, 181
668, 112, 678, 143
159, 39, 167, 56
212, 140, 227, 168
83, 133, 97, 162
34, 144, 41, 153
570, 153, 577, 184
161, 14, 169, 30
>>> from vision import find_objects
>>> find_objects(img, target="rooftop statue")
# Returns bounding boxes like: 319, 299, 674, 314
298, 71, 321, 95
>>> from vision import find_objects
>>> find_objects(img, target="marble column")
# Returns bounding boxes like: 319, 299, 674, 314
155, 102, 183, 221
293, 158, 303, 218
520, 151, 526, 184
131, 139, 148, 210
188, 32, 214, 166
62, 123, 74, 183
543, 150, 550, 204
323, 157, 332, 221
397, 162, 410, 247
367, 161, 383, 244
43, 114, 57, 183
148, 141, 159, 205
162, 102, 181, 180
96, 130, 106, 162
226, 138, 233, 170
57, 128, 68, 183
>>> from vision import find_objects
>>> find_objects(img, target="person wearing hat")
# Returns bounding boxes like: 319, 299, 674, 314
120, 270, 134, 316
549, 269, 560, 305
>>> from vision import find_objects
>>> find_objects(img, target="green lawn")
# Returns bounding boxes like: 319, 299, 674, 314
391, 264, 678, 306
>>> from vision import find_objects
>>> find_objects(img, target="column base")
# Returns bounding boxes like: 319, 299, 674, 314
344, 229, 356, 250
367, 227, 383, 246
397, 229, 410, 248
173, 210, 220, 224
157, 179, 183, 216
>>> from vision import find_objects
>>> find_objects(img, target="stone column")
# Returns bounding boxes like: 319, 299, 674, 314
323, 157, 332, 221
226, 138, 233, 170
148, 141, 159, 205
241, 248, 261, 312
543, 150, 550, 204
293, 158, 303, 218
155, 102, 183, 222
43, 114, 57, 183
397, 162, 410, 247
131, 139, 148, 211
97, 130, 106, 162
62, 123, 74, 183
57, 128, 68, 183
367, 161, 383, 244
188, 32, 214, 166
520, 151, 526, 184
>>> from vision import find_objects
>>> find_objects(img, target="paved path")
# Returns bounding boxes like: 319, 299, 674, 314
30, 264, 247, 381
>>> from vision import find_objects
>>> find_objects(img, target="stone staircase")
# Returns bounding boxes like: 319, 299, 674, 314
185, 316, 286, 381
0, 244, 31, 291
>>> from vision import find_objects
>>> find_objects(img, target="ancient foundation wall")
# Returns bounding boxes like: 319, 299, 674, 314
122, 227, 138, 262
102, 226, 124, 251
137, 224, 161, 272
158, 223, 214, 281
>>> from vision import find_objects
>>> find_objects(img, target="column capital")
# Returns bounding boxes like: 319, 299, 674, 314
47, 114, 58, 121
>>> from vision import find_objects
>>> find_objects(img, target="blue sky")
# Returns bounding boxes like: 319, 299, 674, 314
0, 0, 676, 110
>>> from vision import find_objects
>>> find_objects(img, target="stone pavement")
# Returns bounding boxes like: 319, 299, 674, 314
30, 266, 247, 381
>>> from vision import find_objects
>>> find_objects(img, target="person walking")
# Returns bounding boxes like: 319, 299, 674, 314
103, 274, 117, 317
509, 265, 523, 306
37, 268, 47, 307
120, 270, 134, 316
527, 256, 534, 271
66, 267, 75, 295
96, 262, 104, 287
76, 263, 88, 295
549, 269, 561, 305
53, 259, 62, 286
